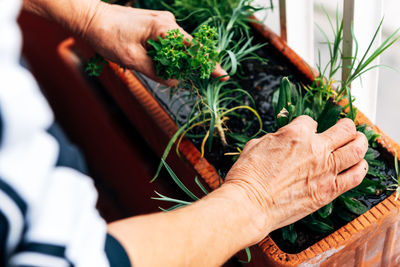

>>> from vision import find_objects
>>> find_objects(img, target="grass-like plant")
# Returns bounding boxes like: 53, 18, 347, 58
163, 0, 270, 34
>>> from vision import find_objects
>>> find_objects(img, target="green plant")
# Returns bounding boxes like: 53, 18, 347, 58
148, 25, 220, 80
276, 76, 388, 244
312, 8, 400, 121
164, 0, 269, 34
86, 54, 107, 77
270, 10, 400, 244
152, 78, 262, 181
149, 11, 266, 181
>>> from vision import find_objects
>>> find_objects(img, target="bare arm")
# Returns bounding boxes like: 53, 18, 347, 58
108, 183, 265, 266
108, 117, 368, 266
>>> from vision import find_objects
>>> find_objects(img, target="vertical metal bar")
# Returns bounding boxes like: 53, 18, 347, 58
279, 0, 287, 42
342, 0, 355, 85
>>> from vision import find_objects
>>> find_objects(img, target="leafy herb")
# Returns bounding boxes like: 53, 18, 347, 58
86, 54, 107, 77
148, 25, 219, 80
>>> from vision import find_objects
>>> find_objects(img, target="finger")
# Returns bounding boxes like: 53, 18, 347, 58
289, 115, 318, 133
334, 159, 368, 195
319, 118, 357, 151
211, 64, 229, 81
329, 132, 368, 173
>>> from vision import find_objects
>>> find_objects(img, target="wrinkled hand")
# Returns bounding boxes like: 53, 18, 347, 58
224, 116, 368, 241
82, 3, 227, 85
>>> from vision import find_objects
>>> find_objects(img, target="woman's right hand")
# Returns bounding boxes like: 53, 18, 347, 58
223, 115, 368, 243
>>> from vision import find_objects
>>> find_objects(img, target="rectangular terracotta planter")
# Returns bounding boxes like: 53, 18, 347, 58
59, 22, 400, 267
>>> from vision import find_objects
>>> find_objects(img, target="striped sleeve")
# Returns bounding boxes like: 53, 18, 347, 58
0, 0, 113, 266
0, 177, 27, 266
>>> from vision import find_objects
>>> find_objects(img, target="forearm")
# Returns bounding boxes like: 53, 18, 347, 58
107, 183, 269, 267
22, 0, 104, 36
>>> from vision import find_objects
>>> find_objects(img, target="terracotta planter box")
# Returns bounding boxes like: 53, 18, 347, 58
57, 22, 400, 266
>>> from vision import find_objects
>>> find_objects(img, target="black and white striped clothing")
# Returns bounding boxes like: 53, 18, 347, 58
0, 0, 130, 266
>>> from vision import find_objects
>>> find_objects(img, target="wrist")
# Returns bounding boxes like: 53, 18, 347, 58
211, 182, 272, 246
22, 0, 107, 38
70, 0, 107, 38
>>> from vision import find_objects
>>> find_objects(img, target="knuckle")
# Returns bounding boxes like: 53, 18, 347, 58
353, 144, 365, 160
358, 132, 369, 148
244, 138, 259, 150
279, 125, 298, 136
339, 118, 356, 135
297, 115, 312, 121
328, 153, 339, 174
298, 115, 317, 126
150, 16, 161, 27
310, 188, 329, 207
161, 11, 175, 19
333, 175, 345, 194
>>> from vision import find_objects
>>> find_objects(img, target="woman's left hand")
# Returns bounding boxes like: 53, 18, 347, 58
81, 3, 228, 85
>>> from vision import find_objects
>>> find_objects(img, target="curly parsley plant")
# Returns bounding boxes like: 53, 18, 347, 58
147, 25, 219, 81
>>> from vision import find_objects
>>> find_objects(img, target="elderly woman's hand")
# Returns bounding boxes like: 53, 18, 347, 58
80, 3, 227, 85
223, 115, 368, 242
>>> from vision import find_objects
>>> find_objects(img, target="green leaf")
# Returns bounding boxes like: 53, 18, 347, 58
195, 177, 209, 195
317, 102, 343, 133
238, 247, 252, 264
161, 159, 199, 201
85, 54, 107, 77
147, 39, 161, 50
318, 202, 333, 218
227, 50, 238, 75
282, 224, 297, 244
302, 216, 334, 233
364, 148, 377, 162
334, 207, 354, 222
367, 166, 387, 181
356, 178, 385, 195
341, 196, 368, 215
276, 78, 292, 112
152, 191, 192, 206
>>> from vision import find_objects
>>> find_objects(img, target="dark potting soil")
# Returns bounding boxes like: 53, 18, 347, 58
139, 38, 396, 254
